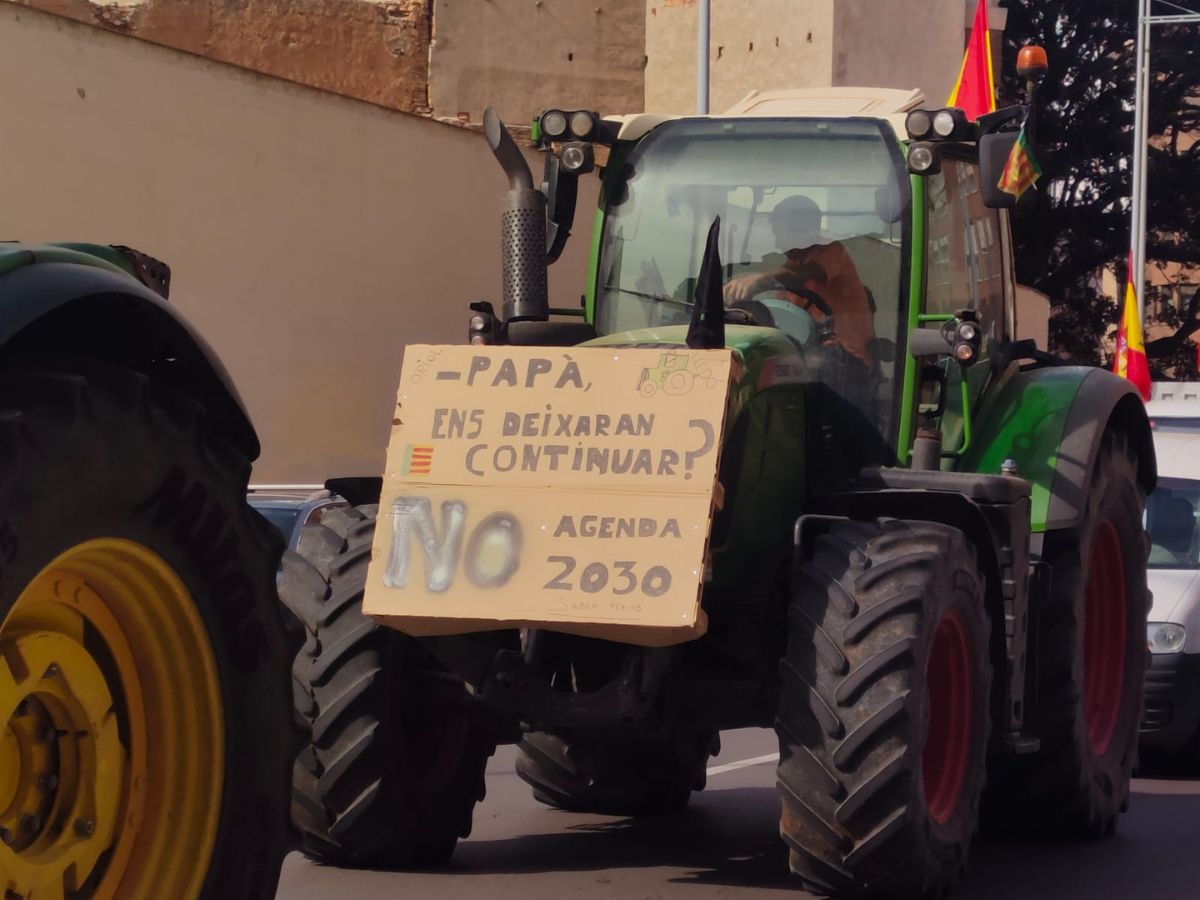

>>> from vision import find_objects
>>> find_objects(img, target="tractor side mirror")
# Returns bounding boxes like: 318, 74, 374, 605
980, 132, 1018, 209
542, 154, 579, 264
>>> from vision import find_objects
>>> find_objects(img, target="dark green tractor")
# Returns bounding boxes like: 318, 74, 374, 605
0, 244, 292, 897
282, 48, 1155, 898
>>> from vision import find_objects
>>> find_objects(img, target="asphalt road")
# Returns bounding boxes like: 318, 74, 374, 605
276, 728, 1200, 899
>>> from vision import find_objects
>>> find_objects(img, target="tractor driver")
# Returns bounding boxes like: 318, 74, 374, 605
723, 194, 876, 366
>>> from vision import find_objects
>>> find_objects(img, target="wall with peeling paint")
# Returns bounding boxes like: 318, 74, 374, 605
646, 0, 969, 115
646, 0, 836, 114
833, 0, 967, 107
428, 0, 645, 125
6, 0, 437, 114
0, 4, 597, 481
3, 0, 647, 126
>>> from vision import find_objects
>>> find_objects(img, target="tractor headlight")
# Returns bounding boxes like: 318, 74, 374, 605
559, 142, 595, 174
541, 110, 569, 140
907, 142, 941, 175
569, 111, 596, 139
905, 110, 933, 141
1148, 622, 1187, 654
467, 302, 498, 345
954, 322, 979, 363
933, 109, 960, 138
933, 108, 972, 140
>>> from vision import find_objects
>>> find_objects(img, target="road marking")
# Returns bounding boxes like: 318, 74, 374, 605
706, 752, 779, 777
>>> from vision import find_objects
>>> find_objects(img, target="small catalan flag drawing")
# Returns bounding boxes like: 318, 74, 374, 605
402, 444, 434, 476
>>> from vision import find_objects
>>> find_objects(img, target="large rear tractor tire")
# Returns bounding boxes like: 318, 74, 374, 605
0, 362, 291, 899
516, 729, 717, 815
777, 520, 992, 898
280, 504, 496, 866
984, 431, 1148, 837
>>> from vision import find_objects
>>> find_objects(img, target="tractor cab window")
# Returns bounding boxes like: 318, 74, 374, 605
595, 117, 910, 458
925, 158, 1012, 454
925, 159, 1009, 352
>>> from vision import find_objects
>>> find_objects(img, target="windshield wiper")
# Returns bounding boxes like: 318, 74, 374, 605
607, 287, 685, 305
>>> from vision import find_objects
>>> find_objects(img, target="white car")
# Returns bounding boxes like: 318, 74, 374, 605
1141, 385, 1200, 758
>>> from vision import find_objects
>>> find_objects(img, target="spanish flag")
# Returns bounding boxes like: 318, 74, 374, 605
948, 1, 997, 121
1112, 253, 1151, 401
997, 125, 1042, 200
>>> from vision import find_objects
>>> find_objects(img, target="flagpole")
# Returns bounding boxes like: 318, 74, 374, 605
1130, 2, 1200, 324
1130, 0, 1152, 323
696, 0, 710, 114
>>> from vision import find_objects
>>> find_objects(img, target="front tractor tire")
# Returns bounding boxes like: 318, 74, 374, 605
280, 504, 496, 866
777, 520, 992, 898
0, 362, 291, 899
985, 431, 1148, 837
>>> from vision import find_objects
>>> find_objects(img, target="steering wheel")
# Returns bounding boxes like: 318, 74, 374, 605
722, 276, 836, 349
727, 298, 820, 347
753, 285, 833, 319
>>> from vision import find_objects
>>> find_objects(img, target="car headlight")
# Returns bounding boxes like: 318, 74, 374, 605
1147, 622, 1187, 654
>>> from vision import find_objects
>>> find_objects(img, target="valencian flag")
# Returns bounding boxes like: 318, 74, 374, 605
997, 125, 1042, 200
947, 1, 997, 121
1112, 252, 1152, 401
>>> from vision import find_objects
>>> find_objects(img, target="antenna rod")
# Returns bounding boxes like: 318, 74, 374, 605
697, 0, 710, 114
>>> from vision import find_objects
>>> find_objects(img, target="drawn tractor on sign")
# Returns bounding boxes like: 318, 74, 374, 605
278, 46, 1157, 900
637, 351, 718, 397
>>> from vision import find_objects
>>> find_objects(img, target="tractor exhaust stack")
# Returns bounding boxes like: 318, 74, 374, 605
484, 107, 549, 323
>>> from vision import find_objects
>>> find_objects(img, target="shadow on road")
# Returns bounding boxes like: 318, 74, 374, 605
448, 781, 1200, 899
966, 781, 1200, 900
453, 786, 795, 891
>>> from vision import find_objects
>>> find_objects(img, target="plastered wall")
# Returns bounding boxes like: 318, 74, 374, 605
5, 0, 647, 126
428, 0, 645, 124
0, 4, 597, 481
646, 0, 836, 114
646, 0, 976, 115
833, 0, 966, 106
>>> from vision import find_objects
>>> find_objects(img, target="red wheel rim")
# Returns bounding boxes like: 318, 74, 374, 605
923, 611, 973, 825
1083, 519, 1127, 756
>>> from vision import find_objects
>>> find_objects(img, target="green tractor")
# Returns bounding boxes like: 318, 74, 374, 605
282, 48, 1155, 897
0, 245, 292, 896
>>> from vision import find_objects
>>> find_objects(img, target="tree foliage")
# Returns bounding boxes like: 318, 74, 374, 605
999, 0, 1200, 372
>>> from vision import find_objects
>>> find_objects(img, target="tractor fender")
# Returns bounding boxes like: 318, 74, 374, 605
0, 261, 259, 459
1043, 368, 1156, 532
964, 365, 1155, 534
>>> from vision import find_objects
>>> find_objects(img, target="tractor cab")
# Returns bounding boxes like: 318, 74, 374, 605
477, 83, 1041, 501
585, 91, 918, 482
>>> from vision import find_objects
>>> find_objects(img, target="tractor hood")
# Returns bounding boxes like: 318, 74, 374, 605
584, 324, 800, 370
0, 242, 169, 299
0, 242, 132, 278
583, 324, 806, 425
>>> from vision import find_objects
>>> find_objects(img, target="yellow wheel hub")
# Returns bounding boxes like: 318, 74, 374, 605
0, 539, 224, 900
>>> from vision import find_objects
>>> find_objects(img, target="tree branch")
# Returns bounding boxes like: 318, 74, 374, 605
1146, 287, 1200, 360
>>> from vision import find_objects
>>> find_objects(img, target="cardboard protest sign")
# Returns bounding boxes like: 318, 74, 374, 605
362, 344, 735, 646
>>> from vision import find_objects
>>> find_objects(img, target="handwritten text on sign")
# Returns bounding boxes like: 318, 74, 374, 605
363, 345, 734, 644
